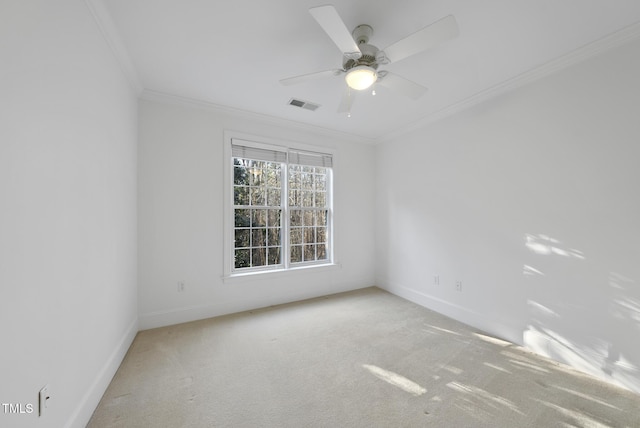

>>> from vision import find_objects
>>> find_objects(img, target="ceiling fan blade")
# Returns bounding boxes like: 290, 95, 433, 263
382, 15, 458, 63
376, 71, 428, 100
280, 69, 343, 86
309, 5, 362, 58
337, 87, 354, 114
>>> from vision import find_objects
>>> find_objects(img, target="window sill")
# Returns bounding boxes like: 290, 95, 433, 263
222, 262, 342, 284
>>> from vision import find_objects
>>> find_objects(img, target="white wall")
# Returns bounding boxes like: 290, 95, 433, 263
0, 1, 138, 427
138, 97, 376, 329
376, 38, 640, 393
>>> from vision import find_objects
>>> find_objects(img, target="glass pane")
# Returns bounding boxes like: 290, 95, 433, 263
267, 247, 281, 265
303, 227, 316, 244
317, 210, 327, 226
290, 210, 302, 227
234, 165, 250, 186
290, 228, 302, 245
235, 209, 250, 227
302, 191, 313, 207
265, 163, 281, 187
317, 244, 327, 260
291, 245, 302, 263
289, 170, 301, 189
303, 210, 315, 226
289, 164, 301, 173
315, 191, 326, 207
288, 189, 300, 206
267, 209, 281, 227
315, 167, 327, 175
250, 187, 265, 205
249, 161, 265, 186
316, 227, 326, 243
315, 177, 326, 191
304, 244, 315, 261
235, 229, 250, 248
252, 228, 266, 247
251, 210, 266, 227
301, 173, 313, 190
267, 188, 281, 206
234, 186, 249, 205
302, 166, 314, 174
252, 248, 266, 267
235, 249, 250, 268
268, 228, 281, 246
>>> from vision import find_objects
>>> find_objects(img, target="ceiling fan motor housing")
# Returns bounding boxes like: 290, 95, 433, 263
343, 42, 379, 71
352, 24, 373, 44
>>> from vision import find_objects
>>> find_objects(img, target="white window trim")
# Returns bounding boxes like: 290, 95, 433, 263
222, 131, 338, 279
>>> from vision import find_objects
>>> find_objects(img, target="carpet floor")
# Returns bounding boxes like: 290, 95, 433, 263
88, 287, 640, 427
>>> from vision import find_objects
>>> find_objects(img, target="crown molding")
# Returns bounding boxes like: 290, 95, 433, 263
140, 89, 376, 145
376, 21, 640, 144
84, 0, 143, 94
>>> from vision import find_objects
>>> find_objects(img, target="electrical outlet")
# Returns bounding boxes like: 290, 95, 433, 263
177, 281, 185, 292
456, 281, 462, 292
39, 385, 50, 417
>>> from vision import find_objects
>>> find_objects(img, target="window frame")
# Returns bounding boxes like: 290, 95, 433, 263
223, 132, 336, 278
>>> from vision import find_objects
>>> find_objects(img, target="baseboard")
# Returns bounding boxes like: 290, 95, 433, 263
138, 303, 222, 331
65, 317, 138, 428
380, 282, 522, 345
139, 281, 374, 330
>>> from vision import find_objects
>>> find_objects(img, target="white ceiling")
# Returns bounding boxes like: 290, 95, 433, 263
102, 0, 640, 141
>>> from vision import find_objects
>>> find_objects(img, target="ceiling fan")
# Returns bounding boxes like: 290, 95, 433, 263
280, 5, 459, 114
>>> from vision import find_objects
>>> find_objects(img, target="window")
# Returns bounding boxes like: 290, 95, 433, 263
227, 137, 333, 274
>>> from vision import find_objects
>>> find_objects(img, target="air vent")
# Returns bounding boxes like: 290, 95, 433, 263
288, 98, 320, 111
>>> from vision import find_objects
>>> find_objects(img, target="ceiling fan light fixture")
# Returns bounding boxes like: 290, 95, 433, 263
345, 66, 377, 90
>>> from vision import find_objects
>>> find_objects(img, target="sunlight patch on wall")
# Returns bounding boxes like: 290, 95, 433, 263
609, 272, 634, 290
362, 364, 427, 396
527, 300, 559, 319
612, 299, 640, 322
523, 264, 545, 276
523, 325, 640, 393
524, 234, 585, 259
523, 271, 640, 393
523, 326, 593, 372
609, 272, 640, 323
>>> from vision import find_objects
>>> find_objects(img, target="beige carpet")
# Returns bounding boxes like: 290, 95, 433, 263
88, 287, 640, 427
